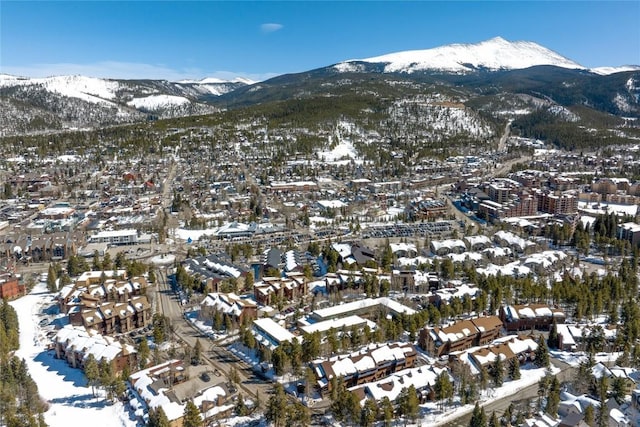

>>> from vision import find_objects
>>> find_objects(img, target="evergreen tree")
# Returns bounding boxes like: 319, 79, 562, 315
228, 366, 240, 385
381, 396, 394, 427
434, 371, 454, 409
147, 407, 170, 427
46, 264, 58, 293
545, 377, 561, 417
492, 356, 504, 387
537, 374, 550, 411
534, 335, 550, 368
265, 383, 288, 427
286, 400, 311, 426
182, 400, 201, 427
510, 358, 521, 380
488, 411, 499, 427
584, 404, 595, 426
138, 338, 150, 369
548, 320, 560, 349
597, 374, 609, 427
271, 346, 287, 376
192, 339, 202, 365
234, 394, 248, 416
360, 398, 378, 427
469, 402, 487, 427
98, 359, 115, 400
611, 376, 627, 405
380, 240, 393, 271
398, 385, 420, 423
301, 332, 321, 363
84, 354, 99, 397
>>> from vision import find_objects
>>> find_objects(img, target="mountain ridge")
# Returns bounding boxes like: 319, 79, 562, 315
1, 37, 638, 139
337, 37, 586, 74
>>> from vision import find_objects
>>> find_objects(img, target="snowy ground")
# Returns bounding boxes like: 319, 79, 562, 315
550, 350, 622, 367
10, 282, 138, 427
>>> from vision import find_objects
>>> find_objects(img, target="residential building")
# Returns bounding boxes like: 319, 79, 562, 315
252, 317, 299, 350
88, 229, 138, 245
199, 292, 257, 324
418, 316, 503, 357
310, 297, 416, 322
253, 275, 307, 306
349, 364, 443, 405
538, 191, 578, 215
182, 254, 249, 293
618, 222, 640, 248
312, 342, 418, 394
499, 304, 566, 331
0, 274, 25, 299
53, 324, 137, 374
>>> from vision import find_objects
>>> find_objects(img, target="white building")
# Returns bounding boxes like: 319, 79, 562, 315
88, 229, 138, 245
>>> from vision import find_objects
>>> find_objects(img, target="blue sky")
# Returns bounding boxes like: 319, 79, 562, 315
1, 1, 639, 81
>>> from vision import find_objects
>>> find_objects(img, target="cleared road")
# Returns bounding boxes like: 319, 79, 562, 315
441, 359, 576, 427
154, 268, 273, 403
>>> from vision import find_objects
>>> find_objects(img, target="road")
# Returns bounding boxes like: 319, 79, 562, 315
497, 120, 512, 152
440, 359, 576, 427
154, 267, 273, 405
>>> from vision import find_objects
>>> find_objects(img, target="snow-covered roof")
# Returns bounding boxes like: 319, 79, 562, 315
252, 318, 298, 348
55, 324, 135, 363
464, 235, 492, 247
317, 200, 347, 209
431, 239, 466, 253
300, 315, 375, 335
351, 365, 442, 403
311, 297, 415, 320
523, 250, 567, 269
493, 230, 535, 251
129, 360, 188, 422
389, 242, 417, 254
477, 261, 531, 278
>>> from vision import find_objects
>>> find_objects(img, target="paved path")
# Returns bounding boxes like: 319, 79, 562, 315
154, 268, 273, 405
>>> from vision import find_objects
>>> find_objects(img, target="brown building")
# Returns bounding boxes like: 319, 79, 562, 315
53, 324, 137, 375
419, 316, 503, 357
62, 277, 151, 334
312, 342, 418, 395
537, 191, 578, 215
70, 295, 151, 335
199, 292, 257, 324
253, 275, 307, 307
448, 334, 538, 373
0, 274, 25, 299
499, 304, 565, 331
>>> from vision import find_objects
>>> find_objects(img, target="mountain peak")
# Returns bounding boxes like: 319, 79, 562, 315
338, 37, 585, 74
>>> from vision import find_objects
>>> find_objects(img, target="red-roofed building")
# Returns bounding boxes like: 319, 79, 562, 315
0, 274, 25, 300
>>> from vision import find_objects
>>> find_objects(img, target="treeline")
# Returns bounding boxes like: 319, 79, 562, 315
512, 109, 633, 151
0, 301, 48, 427
0, 300, 19, 356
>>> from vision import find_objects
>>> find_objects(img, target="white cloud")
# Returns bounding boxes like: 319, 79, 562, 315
260, 23, 283, 33
0, 61, 278, 83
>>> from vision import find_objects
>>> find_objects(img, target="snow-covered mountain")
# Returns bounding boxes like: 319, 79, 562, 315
591, 65, 640, 76
0, 74, 253, 135
335, 37, 585, 74
0, 74, 251, 104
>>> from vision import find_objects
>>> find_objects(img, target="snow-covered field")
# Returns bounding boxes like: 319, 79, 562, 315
126, 95, 190, 109
10, 283, 138, 427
